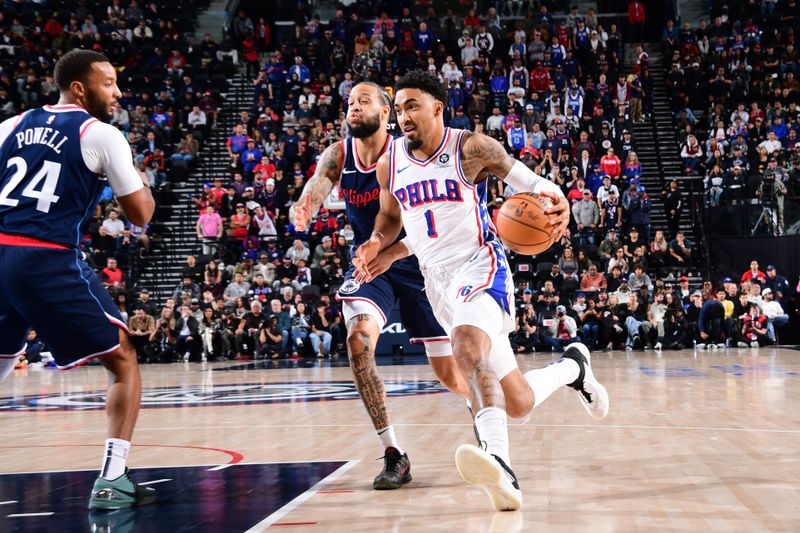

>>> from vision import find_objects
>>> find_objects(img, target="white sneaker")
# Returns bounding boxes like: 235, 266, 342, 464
654, 342, 662, 351
737, 341, 748, 348
710, 343, 719, 350
750, 341, 759, 348
695, 343, 706, 350
562, 343, 609, 419
455, 444, 522, 512
716, 343, 726, 349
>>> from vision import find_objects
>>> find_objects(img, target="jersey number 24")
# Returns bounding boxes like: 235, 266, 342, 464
0, 157, 62, 213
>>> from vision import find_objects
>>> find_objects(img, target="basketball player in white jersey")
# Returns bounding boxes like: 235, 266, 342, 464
290, 81, 472, 490
355, 71, 609, 511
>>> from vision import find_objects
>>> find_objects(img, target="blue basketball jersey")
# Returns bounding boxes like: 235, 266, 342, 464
339, 134, 420, 272
0, 106, 103, 246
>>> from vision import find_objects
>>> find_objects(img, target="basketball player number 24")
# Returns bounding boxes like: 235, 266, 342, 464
0, 157, 62, 213
424, 209, 438, 238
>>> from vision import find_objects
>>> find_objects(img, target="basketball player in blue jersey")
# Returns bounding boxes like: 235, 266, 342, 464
290, 82, 472, 490
356, 71, 609, 511
0, 50, 156, 510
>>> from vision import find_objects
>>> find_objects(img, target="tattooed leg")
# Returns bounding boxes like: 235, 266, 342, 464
346, 314, 388, 429
451, 325, 505, 412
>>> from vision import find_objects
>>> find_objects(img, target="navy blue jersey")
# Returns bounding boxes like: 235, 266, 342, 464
339, 135, 388, 250
0, 107, 103, 246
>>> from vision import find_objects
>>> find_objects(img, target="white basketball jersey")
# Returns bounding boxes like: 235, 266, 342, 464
388, 127, 495, 269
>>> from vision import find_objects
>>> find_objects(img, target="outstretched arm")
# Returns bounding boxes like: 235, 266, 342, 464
459, 132, 570, 238
289, 141, 343, 231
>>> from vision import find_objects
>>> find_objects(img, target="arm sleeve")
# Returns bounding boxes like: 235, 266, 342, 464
0, 114, 22, 146
503, 160, 565, 198
81, 120, 144, 197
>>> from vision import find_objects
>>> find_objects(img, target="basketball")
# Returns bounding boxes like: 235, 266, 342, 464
495, 192, 556, 255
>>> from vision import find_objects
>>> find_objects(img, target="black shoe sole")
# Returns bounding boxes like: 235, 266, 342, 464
372, 473, 412, 490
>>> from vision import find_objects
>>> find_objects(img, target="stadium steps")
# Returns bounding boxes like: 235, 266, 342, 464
137, 72, 254, 300
623, 46, 694, 238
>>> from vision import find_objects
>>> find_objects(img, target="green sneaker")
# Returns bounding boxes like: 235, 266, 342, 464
88, 469, 157, 510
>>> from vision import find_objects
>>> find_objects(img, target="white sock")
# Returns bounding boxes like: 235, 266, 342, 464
377, 425, 403, 454
524, 357, 581, 409
100, 438, 130, 480
474, 407, 510, 466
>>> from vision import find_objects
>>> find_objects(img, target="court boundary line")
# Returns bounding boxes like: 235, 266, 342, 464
0, 460, 356, 477
4, 422, 798, 436
243, 460, 359, 532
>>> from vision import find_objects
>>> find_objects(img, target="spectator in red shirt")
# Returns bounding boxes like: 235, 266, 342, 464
600, 147, 622, 179
627, 1, 646, 43
464, 9, 481, 30
741, 260, 767, 284
102, 258, 125, 290
166, 49, 186, 76
253, 156, 276, 179
530, 62, 552, 94
741, 304, 771, 347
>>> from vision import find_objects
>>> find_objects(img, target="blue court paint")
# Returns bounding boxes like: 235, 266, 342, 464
0, 379, 446, 412
639, 367, 707, 377
1, 462, 345, 532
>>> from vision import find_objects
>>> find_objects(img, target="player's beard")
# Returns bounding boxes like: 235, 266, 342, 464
85, 91, 113, 122
348, 113, 381, 138
407, 138, 423, 150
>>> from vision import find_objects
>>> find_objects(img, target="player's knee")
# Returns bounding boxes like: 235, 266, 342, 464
451, 327, 489, 368
505, 393, 534, 418
346, 328, 372, 359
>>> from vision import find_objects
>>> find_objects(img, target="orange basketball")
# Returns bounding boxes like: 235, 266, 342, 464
495, 192, 556, 255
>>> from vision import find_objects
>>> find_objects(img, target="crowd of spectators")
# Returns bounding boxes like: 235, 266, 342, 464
509, 257, 794, 352
169, 1, 681, 361
662, 1, 799, 235
8, 1, 798, 366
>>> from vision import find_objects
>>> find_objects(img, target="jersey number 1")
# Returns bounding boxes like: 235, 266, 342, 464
0, 157, 62, 213
424, 209, 438, 238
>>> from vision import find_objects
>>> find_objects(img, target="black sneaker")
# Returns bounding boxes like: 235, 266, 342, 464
561, 342, 609, 419
372, 447, 412, 490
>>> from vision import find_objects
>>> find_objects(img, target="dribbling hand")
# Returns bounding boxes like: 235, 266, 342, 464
353, 235, 381, 283
539, 191, 570, 240
291, 195, 312, 232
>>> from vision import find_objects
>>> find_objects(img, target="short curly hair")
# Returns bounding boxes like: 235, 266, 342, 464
395, 70, 447, 104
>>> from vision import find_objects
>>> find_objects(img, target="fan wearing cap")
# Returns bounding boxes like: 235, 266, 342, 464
761, 288, 789, 342
542, 305, 580, 352
764, 265, 789, 301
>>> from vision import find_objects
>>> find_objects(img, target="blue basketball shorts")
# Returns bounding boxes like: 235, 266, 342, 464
337, 263, 448, 346
0, 244, 127, 369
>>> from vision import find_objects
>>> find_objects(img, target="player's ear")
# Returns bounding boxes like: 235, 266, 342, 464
70, 80, 87, 99
433, 100, 443, 117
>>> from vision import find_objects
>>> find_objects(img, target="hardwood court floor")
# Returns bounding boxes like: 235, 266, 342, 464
1, 348, 799, 532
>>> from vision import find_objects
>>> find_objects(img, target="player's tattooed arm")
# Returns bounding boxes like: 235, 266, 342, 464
289, 141, 343, 230
347, 314, 389, 429
458, 132, 516, 184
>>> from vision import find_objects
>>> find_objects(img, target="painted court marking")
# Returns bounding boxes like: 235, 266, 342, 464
138, 478, 171, 486
8, 512, 54, 517
6, 422, 800, 437
0, 500, 17, 505
243, 460, 359, 532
